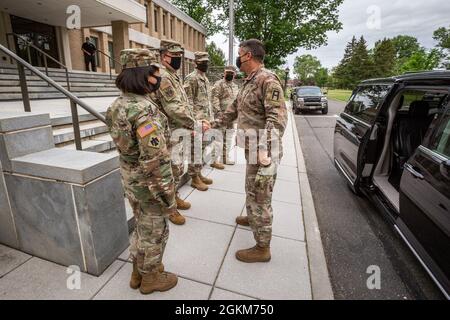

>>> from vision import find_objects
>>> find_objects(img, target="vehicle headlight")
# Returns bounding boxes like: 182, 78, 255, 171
321, 97, 327, 102
297, 98, 304, 102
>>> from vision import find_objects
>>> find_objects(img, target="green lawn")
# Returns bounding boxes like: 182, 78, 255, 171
326, 89, 353, 102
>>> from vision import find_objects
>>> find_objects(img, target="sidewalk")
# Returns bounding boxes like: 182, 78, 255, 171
0, 109, 332, 300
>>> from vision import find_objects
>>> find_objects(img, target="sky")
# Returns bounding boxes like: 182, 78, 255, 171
207, 0, 450, 74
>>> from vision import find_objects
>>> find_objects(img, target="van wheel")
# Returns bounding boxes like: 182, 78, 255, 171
322, 107, 328, 115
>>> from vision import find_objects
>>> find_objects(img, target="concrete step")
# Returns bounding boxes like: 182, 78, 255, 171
53, 119, 108, 145
60, 134, 115, 153
0, 80, 117, 87
0, 91, 120, 100
0, 86, 119, 93
0, 65, 117, 80
0, 73, 116, 83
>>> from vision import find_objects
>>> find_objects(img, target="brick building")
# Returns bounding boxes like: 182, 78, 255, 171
0, 0, 206, 75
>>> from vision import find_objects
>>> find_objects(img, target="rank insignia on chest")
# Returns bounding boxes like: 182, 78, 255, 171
137, 121, 157, 138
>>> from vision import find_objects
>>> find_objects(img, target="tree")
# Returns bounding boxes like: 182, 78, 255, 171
372, 38, 396, 77
293, 54, 321, 82
314, 67, 329, 88
212, 0, 344, 68
171, 0, 222, 37
399, 49, 442, 73
334, 36, 372, 89
206, 42, 226, 66
333, 36, 357, 88
391, 35, 421, 60
433, 26, 450, 69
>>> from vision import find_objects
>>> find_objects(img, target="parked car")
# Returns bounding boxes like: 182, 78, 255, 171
334, 71, 450, 299
292, 86, 328, 114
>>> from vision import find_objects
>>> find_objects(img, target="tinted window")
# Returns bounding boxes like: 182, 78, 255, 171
430, 107, 450, 158
345, 85, 391, 123
297, 87, 321, 95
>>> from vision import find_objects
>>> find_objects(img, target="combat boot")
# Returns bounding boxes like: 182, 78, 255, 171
139, 271, 178, 295
236, 216, 250, 226
199, 173, 213, 185
235, 245, 271, 263
130, 260, 164, 289
191, 175, 209, 191
176, 195, 191, 210
211, 162, 225, 170
169, 210, 186, 225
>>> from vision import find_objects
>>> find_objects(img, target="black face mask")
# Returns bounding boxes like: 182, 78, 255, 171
236, 56, 242, 69
225, 73, 234, 81
197, 63, 208, 73
149, 76, 161, 92
169, 56, 182, 70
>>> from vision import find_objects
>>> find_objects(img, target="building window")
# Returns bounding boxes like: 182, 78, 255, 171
144, 4, 148, 28
163, 14, 166, 36
154, 9, 158, 32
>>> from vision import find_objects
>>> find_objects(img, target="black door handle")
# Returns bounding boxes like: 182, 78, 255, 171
405, 163, 424, 180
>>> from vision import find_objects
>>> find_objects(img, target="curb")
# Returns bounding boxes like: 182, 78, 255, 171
290, 110, 335, 300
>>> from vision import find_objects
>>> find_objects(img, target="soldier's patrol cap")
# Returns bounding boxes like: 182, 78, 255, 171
224, 65, 237, 72
120, 48, 161, 69
194, 51, 209, 62
160, 40, 184, 54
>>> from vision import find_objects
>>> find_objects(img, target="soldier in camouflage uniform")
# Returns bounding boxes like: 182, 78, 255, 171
211, 66, 239, 165
184, 52, 222, 186
153, 40, 208, 223
215, 39, 287, 263
106, 48, 178, 294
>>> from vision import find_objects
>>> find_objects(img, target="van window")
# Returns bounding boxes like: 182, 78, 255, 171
345, 85, 391, 123
430, 107, 450, 158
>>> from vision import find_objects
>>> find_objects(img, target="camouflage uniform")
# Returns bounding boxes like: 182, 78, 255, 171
211, 66, 239, 161
106, 49, 175, 274
154, 40, 197, 190
184, 52, 213, 176
216, 68, 287, 247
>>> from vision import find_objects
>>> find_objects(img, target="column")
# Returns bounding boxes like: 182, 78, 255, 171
111, 20, 129, 73
99, 32, 109, 73
166, 12, 172, 39
149, 0, 155, 37
158, 6, 164, 39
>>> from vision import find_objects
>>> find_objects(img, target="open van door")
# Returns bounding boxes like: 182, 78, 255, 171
398, 104, 450, 298
334, 84, 392, 192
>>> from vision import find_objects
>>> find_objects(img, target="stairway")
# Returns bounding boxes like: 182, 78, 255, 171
0, 63, 120, 101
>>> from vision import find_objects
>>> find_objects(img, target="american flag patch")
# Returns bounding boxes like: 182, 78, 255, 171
137, 122, 156, 138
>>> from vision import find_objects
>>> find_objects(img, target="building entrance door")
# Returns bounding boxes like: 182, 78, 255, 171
10, 15, 60, 68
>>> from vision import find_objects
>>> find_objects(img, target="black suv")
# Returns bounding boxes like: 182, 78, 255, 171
334, 71, 450, 299
292, 86, 328, 114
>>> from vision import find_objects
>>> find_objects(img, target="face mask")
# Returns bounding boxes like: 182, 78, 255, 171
225, 73, 234, 81
236, 53, 249, 70
169, 56, 182, 70
149, 75, 161, 92
197, 63, 208, 73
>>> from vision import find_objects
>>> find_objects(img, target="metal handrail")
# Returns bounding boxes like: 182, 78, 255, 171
96, 49, 122, 80
6, 32, 71, 90
0, 43, 106, 151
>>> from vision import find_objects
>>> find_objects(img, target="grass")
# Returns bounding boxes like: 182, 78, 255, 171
326, 89, 353, 102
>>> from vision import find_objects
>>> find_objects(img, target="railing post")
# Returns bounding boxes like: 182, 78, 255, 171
17, 63, 31, 112
26, 45, 32, 65
70, 101, 82, 150
44, 54, 49, 86
65, 68, 71, 91
109, 58, 112, 80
